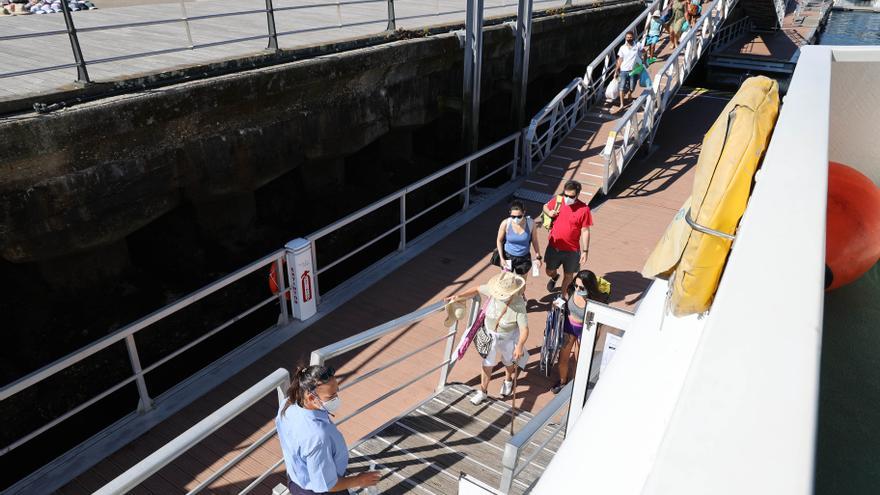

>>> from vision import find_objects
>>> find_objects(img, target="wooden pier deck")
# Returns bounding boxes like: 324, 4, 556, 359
56, 79, 731, 493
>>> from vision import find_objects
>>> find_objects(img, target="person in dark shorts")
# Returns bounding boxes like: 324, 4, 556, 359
277, 365, 381, 494
542, 180, 594, 297
496, 200, 542, 281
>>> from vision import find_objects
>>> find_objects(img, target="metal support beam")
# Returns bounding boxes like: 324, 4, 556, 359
462, 0, 485, 152
265, 0, 279, 52
511, 0, 534, 130
386, 0, 397, 31
59, 0, 90, 84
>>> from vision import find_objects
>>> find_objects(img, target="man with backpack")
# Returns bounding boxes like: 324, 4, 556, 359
542, 180, 594, 298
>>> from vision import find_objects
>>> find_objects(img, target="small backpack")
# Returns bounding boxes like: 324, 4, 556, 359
540, 195, 564, 230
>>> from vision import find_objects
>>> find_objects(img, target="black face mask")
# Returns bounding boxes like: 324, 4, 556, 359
626, 39, 634, 45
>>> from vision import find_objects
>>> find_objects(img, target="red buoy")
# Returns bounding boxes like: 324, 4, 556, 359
268, 260, 291, 300
825, 161, 880, 291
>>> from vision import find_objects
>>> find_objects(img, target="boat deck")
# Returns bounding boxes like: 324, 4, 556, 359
57, 82, 731, 494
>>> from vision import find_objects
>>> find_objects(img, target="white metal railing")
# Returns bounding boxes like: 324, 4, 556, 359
307, 132, 521, 301
94, 368, 291, 495
1, 0, 588, 85
711, 15, 754, 52
0, 249, 291, 458
599, 0, 739, 194
524, 0, 668, 171
1, 130, 519, 467
498, 382, 572, 494
95, 293, 480, 494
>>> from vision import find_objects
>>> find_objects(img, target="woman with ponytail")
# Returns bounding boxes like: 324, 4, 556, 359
276, 365, 381, 494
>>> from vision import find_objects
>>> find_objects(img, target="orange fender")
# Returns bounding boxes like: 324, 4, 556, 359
825, 161, 880, 291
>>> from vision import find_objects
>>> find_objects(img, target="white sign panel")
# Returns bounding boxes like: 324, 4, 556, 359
600, 332, 623, 374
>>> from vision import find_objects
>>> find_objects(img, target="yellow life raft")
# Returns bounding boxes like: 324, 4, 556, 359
642, 76, 780, 316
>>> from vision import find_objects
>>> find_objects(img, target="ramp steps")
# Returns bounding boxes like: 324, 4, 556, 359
346, 384, 565, 494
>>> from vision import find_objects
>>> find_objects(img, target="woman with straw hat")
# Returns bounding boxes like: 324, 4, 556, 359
447, 271, 530, 405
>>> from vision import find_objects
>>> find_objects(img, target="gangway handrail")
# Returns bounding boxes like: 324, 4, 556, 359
93, 368, 291, 495
1, 130, 519, 464
306, 132, 521, 302
499, 382, 573, 494
310, 295, 481, 425
524, 0, 668, 170
0, 249, 291, 458
599, 0, 739, 194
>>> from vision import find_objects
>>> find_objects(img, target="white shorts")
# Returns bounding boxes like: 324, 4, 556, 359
482, 329, 528, 367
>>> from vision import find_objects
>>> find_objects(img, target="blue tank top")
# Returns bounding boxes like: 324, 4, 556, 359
504, 217, 532, 257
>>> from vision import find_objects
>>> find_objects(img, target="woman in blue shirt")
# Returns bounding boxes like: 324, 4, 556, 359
276, 365, 380, 494
496, 200, 542, 279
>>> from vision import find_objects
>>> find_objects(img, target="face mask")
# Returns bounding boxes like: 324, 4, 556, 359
315, 394, 342, 414
576, 288, 589, 297
511, 216, 524, 224
563, 196, 576, 206
626, 39, 633, 45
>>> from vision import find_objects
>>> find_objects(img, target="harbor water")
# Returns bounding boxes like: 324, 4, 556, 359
819, 9, 880, 45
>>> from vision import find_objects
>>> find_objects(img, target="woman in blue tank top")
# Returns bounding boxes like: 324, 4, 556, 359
496, 200, 542, 279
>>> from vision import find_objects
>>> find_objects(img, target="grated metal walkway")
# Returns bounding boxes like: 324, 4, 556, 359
348, 384, 564, 495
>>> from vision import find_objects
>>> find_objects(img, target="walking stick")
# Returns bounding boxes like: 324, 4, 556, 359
510, 367, 518, 436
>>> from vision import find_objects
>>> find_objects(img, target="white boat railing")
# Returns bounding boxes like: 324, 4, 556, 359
523, 0, 668, 172
499, 382, 572, 494
600, 0, 739, 194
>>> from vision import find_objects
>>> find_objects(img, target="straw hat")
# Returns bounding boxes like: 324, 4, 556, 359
482, 272, 526, 300
443, 299, 467, 327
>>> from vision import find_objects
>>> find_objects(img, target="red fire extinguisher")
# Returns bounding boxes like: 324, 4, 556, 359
301, 270, 313, 303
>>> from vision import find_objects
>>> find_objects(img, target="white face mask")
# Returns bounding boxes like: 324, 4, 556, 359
511, 216, 524, 224
315, 394, 342, 414
563, 196, 576, 206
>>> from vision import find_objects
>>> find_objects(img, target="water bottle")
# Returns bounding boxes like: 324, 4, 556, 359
531, 258, 540, 278
364, 462, 379, 495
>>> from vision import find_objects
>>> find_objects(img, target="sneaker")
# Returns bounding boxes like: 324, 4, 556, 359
546, 274, 560, 292
470, 389, 487, 405
500, 380, 513, 396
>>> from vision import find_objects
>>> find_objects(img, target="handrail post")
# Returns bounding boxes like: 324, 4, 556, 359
386, 0, 397, 31
124, 335, 154, 413
265, 0, 279, 52
59, 0, 90, 84
463, 160, 472, 210
275, 258, 290, 325
512, 133, 520, 180
398, 194, 407, 252
499, 442, 519, 494
284, 239, 318, 321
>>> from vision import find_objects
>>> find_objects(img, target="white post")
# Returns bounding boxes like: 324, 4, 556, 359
284, 239, 318, 321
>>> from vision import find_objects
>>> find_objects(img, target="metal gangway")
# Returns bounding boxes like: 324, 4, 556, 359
519, 0, 741, 202
92, 290, 635, 495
